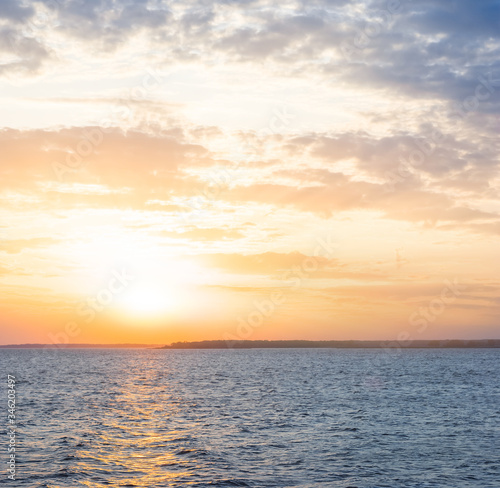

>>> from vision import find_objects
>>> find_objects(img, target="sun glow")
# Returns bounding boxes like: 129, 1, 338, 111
115, 284, 178, 318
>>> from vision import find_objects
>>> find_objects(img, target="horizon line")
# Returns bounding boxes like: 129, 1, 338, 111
1, 339, 500, 349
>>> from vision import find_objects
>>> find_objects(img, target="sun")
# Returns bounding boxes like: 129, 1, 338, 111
115, 284, 178, 318
85, 253, 210, 322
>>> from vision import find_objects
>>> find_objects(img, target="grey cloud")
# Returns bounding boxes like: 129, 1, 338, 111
332, 1, 500, 110
8, 0, 496, 115
404, 0, 500, 39
36, 0, 171, 50
0, 27, 51, 75
0, 0, 34, 22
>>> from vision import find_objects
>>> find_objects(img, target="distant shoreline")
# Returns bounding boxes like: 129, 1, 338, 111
1, 339, 499, 349
161, 339, 500, 349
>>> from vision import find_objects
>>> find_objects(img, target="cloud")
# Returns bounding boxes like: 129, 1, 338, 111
221, 177, 500, 227
0, 126, 209, 192
0, 0, 34, 23
0, 238, 60, 254
160, 227, 244, 241
37, 0, 171, 51
331, 1, 500, 109
3, 0, 498, 122
1, 125, 499, 235
404, 0, 500, 39
192, 251, 333, 275
0, 27, 51, 75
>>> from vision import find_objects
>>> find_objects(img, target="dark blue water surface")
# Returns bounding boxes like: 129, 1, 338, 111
0, 348, 498, 487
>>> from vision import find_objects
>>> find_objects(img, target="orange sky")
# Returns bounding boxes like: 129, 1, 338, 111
1, 0, 499, 345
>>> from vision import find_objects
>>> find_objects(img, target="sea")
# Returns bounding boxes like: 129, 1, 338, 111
0, 348, 498, 487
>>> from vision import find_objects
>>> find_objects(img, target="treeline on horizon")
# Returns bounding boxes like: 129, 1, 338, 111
163, 339, 500, 349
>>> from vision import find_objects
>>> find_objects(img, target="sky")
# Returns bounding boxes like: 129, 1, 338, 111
1, 0, 500, 345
